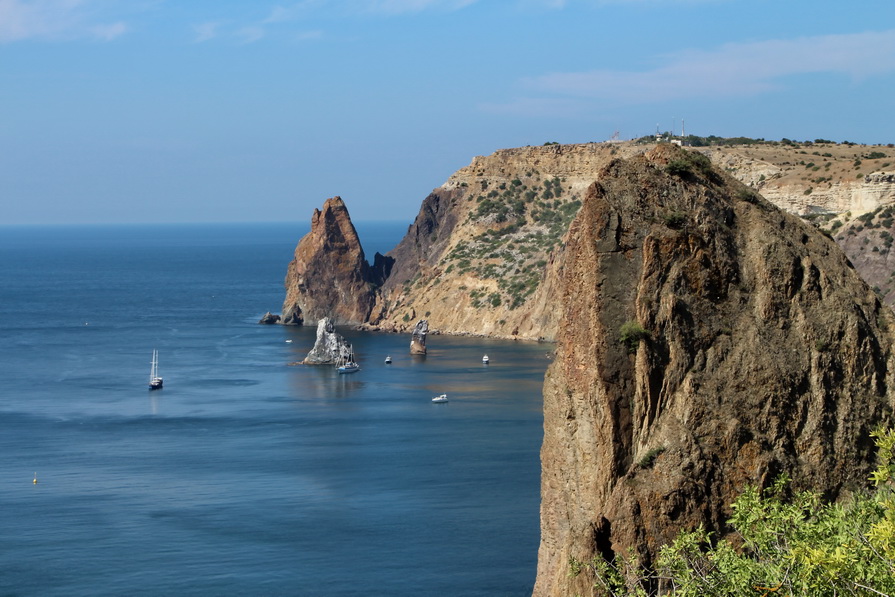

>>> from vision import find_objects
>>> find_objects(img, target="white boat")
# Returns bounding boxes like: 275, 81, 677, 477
385, 356, 392, 364
482, 354, 489, 364
337, 345, 360, 374
149, 349, 163, 390
432, 394, 448, 403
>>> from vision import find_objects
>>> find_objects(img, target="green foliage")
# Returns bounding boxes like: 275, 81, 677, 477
665, 159, 694, 177
665, 151, 713, 179
663, 212, 687, 229
638, 447, 666, 469
573, 428, 895, 596
736, 188, 760, 204
619, 321, 649, 354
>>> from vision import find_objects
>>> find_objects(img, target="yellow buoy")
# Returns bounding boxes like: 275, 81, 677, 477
33, 472, 37, 484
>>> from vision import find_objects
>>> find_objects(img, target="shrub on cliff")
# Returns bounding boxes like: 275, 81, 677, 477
665, 151, 713, 179
619, 321, 649, 354
572, 428, 895, 596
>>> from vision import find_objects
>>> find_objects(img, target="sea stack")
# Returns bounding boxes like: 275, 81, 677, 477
302, 317, 351, 365
410, 319, 428, 354
533, 145, 895, 596
282, 197, 378, 326
258, 311, 281, 324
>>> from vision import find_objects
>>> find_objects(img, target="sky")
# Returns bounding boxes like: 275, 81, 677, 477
3, 0, 895, 226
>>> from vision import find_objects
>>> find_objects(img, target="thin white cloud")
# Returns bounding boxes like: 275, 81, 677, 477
479, 96, 592, 118
262, 1, 324, 24
361, 0, 477, 13
0, 0, 129, 42
192, 21, 220, 43
188, 0, 478, 45
294, 29, 323, 41
522, 30, 895, 103
91, 20, 126, 40
520, 0, 721, 7
236, 24, 266, 44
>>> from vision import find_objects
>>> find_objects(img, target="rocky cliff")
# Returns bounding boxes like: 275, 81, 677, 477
282, 141, 895, 340
282, 196, 390, 326
284, 144, 647, 340
704, 143, 895, 216
533, 145, 895, 596
279, 141, 895, 596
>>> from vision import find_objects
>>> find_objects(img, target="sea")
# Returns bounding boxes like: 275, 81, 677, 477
0, 222, 549, 597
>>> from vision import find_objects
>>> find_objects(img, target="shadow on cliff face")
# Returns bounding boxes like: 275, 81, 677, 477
534, 144, 895, 597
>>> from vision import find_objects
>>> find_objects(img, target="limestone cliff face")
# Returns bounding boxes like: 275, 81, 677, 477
534, 145, 895, 596
282, 197, 379, 326
704, 146, 895, 216
367, 144, 645, 340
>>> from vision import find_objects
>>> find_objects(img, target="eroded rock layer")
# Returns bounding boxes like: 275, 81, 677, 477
534, 145, 895, 596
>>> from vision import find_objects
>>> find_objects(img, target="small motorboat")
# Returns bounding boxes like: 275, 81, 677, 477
482, 354, 489, 364
385, 356, 392, 364
431, 394, 448, 403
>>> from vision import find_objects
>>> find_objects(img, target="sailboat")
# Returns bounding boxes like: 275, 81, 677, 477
337, 345, 360, 374
149, 349, 164, 389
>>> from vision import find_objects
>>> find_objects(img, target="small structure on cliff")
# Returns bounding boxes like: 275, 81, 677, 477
302, 317, 351, 365
409, 320, 428, 355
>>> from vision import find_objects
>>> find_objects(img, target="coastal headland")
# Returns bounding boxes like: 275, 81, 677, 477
280, 138, 895, 595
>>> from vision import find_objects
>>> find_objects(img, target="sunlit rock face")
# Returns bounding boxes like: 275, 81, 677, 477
301, 317, 351, 365
282, 197, 377, 326
533, 145, 895, 597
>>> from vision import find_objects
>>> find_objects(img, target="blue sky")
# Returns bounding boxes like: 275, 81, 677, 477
3, 0, 895, 225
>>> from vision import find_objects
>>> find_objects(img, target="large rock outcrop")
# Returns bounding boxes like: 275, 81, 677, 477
534, 145, 895, 596
282, 197, 383, 326
302, 317, 351, 365
409, 320, 428, 354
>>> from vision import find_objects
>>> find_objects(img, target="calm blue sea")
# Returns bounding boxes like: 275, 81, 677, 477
0, 222, 548, 597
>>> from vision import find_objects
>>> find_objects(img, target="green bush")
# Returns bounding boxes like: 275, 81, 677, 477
619, 321, 649, 354
663, 212, 687, 229
665, 159, 693, 177
637, 447, 666, 468
572, 427, 895, 597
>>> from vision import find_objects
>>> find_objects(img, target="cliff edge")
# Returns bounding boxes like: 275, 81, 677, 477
534, 145, 895, 596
